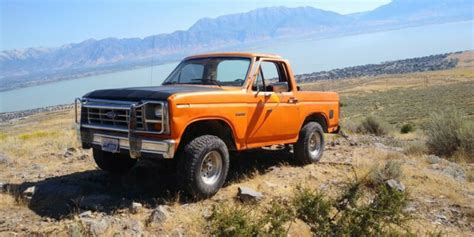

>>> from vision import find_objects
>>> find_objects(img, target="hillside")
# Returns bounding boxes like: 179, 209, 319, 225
0, 58, 473, 236
1, 0, 472, 91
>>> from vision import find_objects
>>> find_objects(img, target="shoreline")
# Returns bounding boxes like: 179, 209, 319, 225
0, 104, 74, 123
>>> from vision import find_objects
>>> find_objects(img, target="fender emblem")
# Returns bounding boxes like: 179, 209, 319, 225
235, 112, 246, 116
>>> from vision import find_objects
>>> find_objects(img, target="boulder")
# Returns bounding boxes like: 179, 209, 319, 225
81, 217, 109, 236
130, 202, 143, 214
237, 186, 263, 202
146, 205, 170, 225
385, 179, 406, 192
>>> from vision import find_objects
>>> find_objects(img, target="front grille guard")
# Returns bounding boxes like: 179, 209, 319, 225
75, 98, 170, 159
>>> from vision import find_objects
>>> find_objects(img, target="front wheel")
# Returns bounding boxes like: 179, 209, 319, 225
92, 148, 137, 174
294, 122, 325, 165
177, 135, 230, 199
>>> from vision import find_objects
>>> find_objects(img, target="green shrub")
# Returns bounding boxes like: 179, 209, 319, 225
400, 124, 414, 134
292, 179, 410, 236
425, 111, 462, 157
358, 116, 389, 136
458, 122, 474, 161
367, 160, 403, 187
209, 205, 261, 237
292, 187, 333, 235
209, 200, 293, 237
425, 110, 473, 161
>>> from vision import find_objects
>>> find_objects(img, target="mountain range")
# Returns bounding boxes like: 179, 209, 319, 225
0, 0, 472, 91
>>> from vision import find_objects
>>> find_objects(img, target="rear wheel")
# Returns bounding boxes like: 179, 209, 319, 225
92, 148, 137, 174
294, 122, 325, 164
177, 135, 229, 199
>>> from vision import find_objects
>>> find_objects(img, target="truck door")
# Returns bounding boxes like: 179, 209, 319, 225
246, 60, 299, 146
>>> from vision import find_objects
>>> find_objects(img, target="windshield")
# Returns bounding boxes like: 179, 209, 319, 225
162, 57, 251, 87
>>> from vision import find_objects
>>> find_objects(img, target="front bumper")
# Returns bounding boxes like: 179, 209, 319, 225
75, 98, 175, 159
91, 133, 175, 159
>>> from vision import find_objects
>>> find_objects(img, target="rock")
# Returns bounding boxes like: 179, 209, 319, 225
202, 207, 213, 219
122, 220, 144, 237
0, 155, 10, 164
237, 186, 263, 202
385, 179, 405, 192
81, 217, 109, 236
130, 202, 143, 214
79, 210, 93, 218
67, 147, 77, 153
0, 182, 4, 191
79, 154, 89, 160
146, 205, 170, 225
171, 227, 186, 237
31, 164, 44, 170
426, 155, 442, 164
23, 186, 36, 199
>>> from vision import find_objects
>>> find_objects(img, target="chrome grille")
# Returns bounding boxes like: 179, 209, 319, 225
86, 107, 144, 130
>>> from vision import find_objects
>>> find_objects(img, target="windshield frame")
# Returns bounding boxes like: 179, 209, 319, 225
162, 56, 253, 88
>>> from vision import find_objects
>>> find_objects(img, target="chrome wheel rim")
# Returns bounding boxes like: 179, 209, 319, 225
308, 132, 321, 157
199, 151, 223, 185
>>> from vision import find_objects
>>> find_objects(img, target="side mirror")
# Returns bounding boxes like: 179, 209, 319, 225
266, 82, 288, 93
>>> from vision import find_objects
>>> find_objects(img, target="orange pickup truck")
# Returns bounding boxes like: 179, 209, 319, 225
76, 52, 340, 198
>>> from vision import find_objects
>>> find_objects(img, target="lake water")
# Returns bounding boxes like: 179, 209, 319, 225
1, 21, 472, 112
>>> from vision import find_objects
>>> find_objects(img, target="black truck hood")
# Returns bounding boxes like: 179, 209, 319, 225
84, 85, 223, 101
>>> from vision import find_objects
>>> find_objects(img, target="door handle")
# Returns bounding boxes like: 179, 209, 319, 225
289, 97, 298, 103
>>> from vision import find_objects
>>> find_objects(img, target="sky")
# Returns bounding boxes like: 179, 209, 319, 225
0, 0, 391, 51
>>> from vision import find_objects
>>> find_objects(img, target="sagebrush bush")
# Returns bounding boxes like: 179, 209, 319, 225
367, 160, 403, 187
292, 179, 410, 236
425, 111, 462, 157
209, 200, 292, 236
425, 110, 473, 161
358, 116, 389, 136
400, 124, 414, 134
209, 205, 261, 237
210, 161, 411, 236
292, 187, 333, 235
458, 122, 474, 161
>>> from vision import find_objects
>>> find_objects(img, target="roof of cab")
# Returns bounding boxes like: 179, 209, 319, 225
184, 52, 282, 60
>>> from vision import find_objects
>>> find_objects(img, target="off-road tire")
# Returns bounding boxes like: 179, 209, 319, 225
93, 148, 137, 174
294, 122, 325, 165
177, 135, 230, 199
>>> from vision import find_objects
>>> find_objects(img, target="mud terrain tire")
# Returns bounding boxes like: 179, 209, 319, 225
93, 148, 137, 174
294, 122, 325, 164
178, 135, 229, 199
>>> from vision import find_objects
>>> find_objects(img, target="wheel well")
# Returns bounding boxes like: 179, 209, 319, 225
179, 120, 237, 152
303, 113, 328, 133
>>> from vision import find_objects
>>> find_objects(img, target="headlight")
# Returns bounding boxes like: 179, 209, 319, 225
143, 101, 170, 134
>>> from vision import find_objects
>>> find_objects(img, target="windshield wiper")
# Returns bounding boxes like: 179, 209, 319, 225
205, 80, 222, 87
162, 81, 177, 85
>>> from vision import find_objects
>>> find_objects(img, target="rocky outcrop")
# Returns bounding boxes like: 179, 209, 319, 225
295, 53, 459, 83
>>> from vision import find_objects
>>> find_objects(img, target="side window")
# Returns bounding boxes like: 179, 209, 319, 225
253, 61, 290, 91
179, 63, 204, 83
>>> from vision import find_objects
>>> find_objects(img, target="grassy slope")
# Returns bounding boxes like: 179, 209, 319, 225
0, 54, 473, 236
